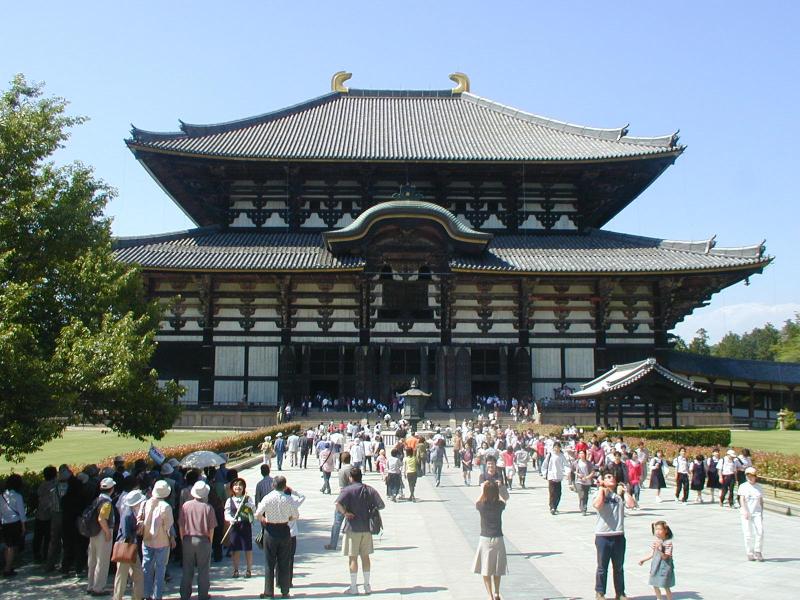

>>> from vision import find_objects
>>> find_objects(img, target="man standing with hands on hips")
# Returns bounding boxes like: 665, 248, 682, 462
593, 469, 636, 600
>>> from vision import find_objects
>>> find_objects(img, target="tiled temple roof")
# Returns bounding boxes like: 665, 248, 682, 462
571, 358, 705, 398
665, 351, 800, 386
128, 89, 682, 162
113, 228, 768, 274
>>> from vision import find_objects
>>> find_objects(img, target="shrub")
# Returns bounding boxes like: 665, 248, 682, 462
580, 428, 730, 447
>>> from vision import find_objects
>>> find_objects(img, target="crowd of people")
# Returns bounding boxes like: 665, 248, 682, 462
0, 416, 769, 600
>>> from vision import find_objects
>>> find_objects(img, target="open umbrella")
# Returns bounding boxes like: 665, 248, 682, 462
181, 450, 226, 469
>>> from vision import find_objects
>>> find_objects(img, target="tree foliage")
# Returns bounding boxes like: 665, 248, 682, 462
0, 75, 182, 462
673, 315, 800, 364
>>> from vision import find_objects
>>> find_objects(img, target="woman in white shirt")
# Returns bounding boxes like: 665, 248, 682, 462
386, 448, 403, 501
1, 474, 26, 577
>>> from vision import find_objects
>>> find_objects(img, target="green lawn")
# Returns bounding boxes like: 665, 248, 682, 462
731, 429, 800, 456
1, 428, 233, 474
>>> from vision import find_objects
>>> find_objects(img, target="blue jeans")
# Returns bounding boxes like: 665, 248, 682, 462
433, 462, 443, 485
595, 534, 626, 597
329, 510, 345, 548
142, 545, 170, 599
276, 451, 284, 470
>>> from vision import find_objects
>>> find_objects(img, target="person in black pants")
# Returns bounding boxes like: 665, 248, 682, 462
299, 436, 311, 469
256, 476, 299, 599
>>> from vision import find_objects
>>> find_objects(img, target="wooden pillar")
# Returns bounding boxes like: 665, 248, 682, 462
644, 400, 651, 429
301, 345, 311, 400
380, 345, 391, 405
198, 275, 215, 407
748, 385, 755, 422
420, 346, 429, 400
671, 397, 678, 428
595, 399, 602, 428
603, 401, 610, 428
455, 347, 471, 407
436, 347, 448, 408
653, 401, 660, 428
499, 346, 509, 400
617, 396, 624, 429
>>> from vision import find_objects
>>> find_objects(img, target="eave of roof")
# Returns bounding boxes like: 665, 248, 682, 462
665, 351, 800, 386
572, 358, 705, 397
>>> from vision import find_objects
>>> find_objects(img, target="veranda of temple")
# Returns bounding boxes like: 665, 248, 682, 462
115, 73, 775, 425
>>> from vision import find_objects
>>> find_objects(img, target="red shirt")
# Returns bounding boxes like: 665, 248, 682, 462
625, 459, 643, 485
575, 441, 588, 454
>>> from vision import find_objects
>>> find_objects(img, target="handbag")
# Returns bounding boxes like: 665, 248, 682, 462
111, 541, 138, 563
361, 485, 383, 535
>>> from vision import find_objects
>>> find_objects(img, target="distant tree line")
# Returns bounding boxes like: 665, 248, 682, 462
673, 314, 800, 363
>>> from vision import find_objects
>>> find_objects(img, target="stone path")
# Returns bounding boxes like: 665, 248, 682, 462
4, 458, 799, 599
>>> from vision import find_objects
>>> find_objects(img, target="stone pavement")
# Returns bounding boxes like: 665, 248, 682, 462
4, 458, 799, 600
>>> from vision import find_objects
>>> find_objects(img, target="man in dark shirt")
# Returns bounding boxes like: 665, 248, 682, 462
335, 468, 385, 595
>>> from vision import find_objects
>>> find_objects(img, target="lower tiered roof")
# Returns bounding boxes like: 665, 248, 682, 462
114, 228, 768, 275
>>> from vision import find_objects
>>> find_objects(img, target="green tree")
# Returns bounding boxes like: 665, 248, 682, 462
687, 328, 711, 355
0, 75, 182, 462
713, 324, 779, 361
775, 314, 800, 363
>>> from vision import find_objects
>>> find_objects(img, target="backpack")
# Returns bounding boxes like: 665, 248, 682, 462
77, 498, 103, 538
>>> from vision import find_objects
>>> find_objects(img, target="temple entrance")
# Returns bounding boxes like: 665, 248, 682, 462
311, 380, 339, 401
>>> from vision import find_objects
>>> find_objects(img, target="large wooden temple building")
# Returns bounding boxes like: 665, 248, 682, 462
116, 72, 772, 414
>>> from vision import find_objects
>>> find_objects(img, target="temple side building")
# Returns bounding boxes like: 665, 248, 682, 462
116, 72, 772, 419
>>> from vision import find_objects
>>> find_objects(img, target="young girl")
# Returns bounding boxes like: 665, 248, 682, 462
648, 451, 668, 502
461, 444, 474, 486
639, 520, 675, 600
502, 446, 516, 491
625, 452, 643, 508
225, 478, 255, 578
689, 454, 706, 503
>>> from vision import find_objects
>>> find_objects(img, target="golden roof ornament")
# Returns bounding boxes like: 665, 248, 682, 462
331, 71, 352, 93
449, 72, 470, 94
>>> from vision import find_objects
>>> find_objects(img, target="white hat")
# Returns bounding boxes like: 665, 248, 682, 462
745, 466, 757, 476
152, 480, 171, 499
726, 449, 737, 457
276, 432, 283, 437
264, 435, 272, 441
124, 490, 146, 507
190, 481, 210, 500
99, 477, 116, 490
160, 463, 174, 476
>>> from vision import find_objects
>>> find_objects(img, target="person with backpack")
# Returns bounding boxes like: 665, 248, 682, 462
85, 476, 116, 596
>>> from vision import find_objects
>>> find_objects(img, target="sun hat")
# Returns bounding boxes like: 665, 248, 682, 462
745, 466, 757, 475
160, 463, 174, 476
264, 435, 272, 441
124, 490, 146, 507
152, 480, 171, 499
99, 477, 116, 490
190, 481, 210, 500
726, 449, 737, 457
276, 432, 283, 437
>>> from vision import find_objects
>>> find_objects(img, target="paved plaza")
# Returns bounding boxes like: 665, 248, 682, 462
4, 459, 798, 600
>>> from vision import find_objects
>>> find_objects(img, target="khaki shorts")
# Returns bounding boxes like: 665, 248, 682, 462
342, 531, 374, 557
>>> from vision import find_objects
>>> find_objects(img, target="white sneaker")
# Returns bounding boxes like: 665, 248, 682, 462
345, 585, 359, 595
363, 584, 372, 594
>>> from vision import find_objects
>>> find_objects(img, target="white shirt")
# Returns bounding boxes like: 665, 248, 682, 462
738, 481, 763, 515
350, 441, 365, 463
287, 434, 300, 452
544, 452, 567, 481
255, 490, 300, 524
286, 490, 306, 537
673, 455, 689, 474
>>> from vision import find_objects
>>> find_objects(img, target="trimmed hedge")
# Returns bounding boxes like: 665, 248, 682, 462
600, 428, 731, 448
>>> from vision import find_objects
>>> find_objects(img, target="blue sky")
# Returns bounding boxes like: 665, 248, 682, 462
3, 2, 798, 343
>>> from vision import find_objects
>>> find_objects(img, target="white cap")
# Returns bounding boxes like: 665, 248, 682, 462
745, 466, 757, 475
124, 490, 146, 507
99, 477, 116, 490
727, 449, 737, 457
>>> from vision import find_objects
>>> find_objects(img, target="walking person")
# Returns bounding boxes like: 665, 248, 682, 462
324, 453, 352, 550
335, 467, 385, 596
461, 443, 475, 486
672, 448, 689, 504
179, 482, 217, 600
689, 454, 706, 503
593, 469, 635, 600
319, 442, 335, 494
430, 438, 449, 487
386, 448, 403, 501
625, 452, 642, 509
472, 480, 507, 600
514, 445, 530, 489
287, 432, 300, 468
542, 442, 568, 515
299, 435, 311, 469
255, 464, 274, 506
638, 520, 675, 600
718, 450, 738, 508
705, 449, 721, 503
1, 474, 26, 577
139, 480, 176, 600
255, 476, 300, 599
87, 477, 117, 596
112, 490, 146, 600
403, 447, 419, 501
738, 467, 765, 561
502, 446, 516, 492
274, 433, 287, 471
573, 450, 596, 516
648, 451, 668, 502
225, 477, 256, 578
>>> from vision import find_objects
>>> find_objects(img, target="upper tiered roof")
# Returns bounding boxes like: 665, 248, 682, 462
128, 86, 681, 163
